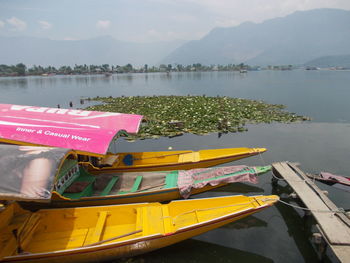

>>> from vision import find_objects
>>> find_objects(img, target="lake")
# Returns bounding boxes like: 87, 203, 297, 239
1, 70, 349, 262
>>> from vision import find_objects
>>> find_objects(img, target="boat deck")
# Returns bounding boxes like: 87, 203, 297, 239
272, 162, 350, 263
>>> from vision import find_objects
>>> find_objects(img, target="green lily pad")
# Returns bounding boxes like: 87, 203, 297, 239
85, 96, 310, 139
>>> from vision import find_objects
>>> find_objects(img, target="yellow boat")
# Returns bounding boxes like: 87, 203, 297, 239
49, 164, 271, 208
0, 144, 270, 208
83, 147, 267, 173
0, 103, 266, 172
0, 195, 278, 262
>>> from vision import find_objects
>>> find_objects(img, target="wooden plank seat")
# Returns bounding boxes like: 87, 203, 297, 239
98, 155, 119, 167
63, 169, 96, 199
178, 152, 200, 163
0, 213, 41, 258
165, 171, 178, 188
100, 176, 119, 196
85, 211, 109, 245
118, 176, 143, 195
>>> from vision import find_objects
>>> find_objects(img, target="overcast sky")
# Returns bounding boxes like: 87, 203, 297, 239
1, 0, 350, 42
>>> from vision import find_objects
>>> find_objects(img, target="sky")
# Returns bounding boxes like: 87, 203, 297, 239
1, 0, 350, 43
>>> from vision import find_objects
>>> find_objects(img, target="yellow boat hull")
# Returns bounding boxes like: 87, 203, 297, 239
0, 195, 278, 262
86, 147, 267, 173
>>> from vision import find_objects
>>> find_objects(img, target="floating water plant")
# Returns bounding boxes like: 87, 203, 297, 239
86, 96, 309, 139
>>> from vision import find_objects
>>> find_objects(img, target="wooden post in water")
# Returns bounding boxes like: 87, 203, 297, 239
272, 162, 350, 263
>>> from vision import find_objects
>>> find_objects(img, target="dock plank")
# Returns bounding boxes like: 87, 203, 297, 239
272, 162, 350, 245
289, 163, 350, 228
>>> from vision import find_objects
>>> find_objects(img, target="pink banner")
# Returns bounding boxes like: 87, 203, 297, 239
0, 104, 143, 155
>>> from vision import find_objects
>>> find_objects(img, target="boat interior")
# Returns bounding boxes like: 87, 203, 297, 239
55, 158, 178, 199
0, 195, 276, 258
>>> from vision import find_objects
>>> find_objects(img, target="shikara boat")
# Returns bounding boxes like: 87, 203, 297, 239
51, 164, 271, 208
306, 172, 350, 192
0, 103, 266, 172
83, 147, 267, 173
0, 144, 271, 208
0, 195, 279, 262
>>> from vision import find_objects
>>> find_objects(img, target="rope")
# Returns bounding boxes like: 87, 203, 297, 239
278, 199, 345, 214
257, 151, 266, 166
257, 152, 310, 183
257, 152, 286, 182
270, 164, 314, 183
85, 229, 142, 247
271, 170, 286, 181
256, 153, 348, 216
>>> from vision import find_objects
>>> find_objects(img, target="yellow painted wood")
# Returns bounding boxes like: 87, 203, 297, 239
30, 228, 89, 251
161, 206, 173, 234
18, 214, 41, 250
0, 203, 14, 230
178, 152, 199, 162
0, 195, 278, 262
135, 208, 142, 234
0, 209, 35, 258
88, 211, 109, 244
87, 147, 267, 173
141, 207, 149, 236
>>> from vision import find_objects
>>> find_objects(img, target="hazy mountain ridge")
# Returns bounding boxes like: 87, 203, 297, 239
304, 54, 350, 68
1, 8, 350, 67
0, 35, 185, 67
162, 8, 350, 66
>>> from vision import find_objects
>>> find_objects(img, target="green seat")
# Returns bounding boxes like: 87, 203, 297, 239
63, 169, 96, 199
100, 176, 119, 196
165, 171, 179, 188
118, 175, 143, 194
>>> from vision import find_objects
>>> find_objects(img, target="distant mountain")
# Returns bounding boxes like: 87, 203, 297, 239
304, 54, 350, 68
0, 35, 184, 67
162, 8, 350, 66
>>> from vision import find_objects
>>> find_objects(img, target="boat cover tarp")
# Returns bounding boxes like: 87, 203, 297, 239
177, 165, 262, 198
0, 144, 69, 201
319, 172, 350, 186
0, 104, 143, 155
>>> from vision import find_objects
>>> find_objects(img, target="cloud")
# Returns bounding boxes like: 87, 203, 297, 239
96, 20, 111, 30
169, 14, 197, 23
0, 20, 4, 28
38, 20, 52, 30
171, 0, 350, 25
63, 37, 79, 41
6, 17, 27, 31
146, 29, 179, 41
214, 18, 241, 27
144, 29, 203, 41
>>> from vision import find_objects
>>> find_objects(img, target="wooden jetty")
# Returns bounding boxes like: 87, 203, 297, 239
272, 162, 350, 262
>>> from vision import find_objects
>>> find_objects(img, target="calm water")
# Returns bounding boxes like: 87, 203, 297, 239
1, 70, 349, 262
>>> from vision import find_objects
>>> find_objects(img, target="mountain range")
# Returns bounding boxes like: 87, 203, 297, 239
1, 8, 350, 67
304, 54, 350, 68
0, 36, 184, 67
163, 8, 350, 66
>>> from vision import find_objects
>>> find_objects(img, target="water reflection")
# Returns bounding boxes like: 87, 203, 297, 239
271, 184, 326, 262
213, 182, 264, 193
0, 77, 28, 89
2, 71, 350, 122
223, 215, 268, 229
1, 72, 349, 262
129, 239, 273, 263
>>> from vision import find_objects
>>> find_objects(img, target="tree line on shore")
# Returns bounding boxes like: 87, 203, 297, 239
0, 62, 262, 77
